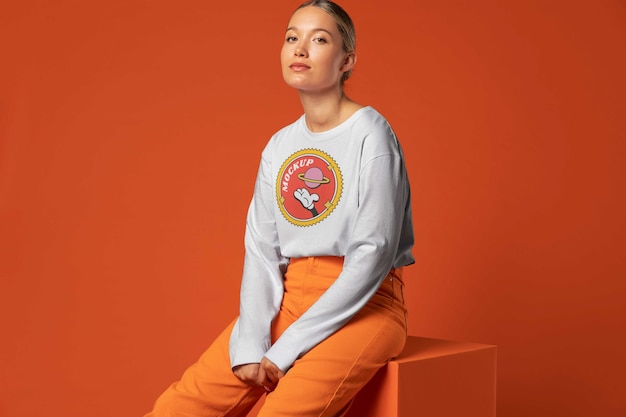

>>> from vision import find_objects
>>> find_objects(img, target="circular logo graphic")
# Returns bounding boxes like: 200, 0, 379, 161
276, 149, 342, 227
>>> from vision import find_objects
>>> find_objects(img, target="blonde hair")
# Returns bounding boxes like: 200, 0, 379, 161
294, 0, 356, 83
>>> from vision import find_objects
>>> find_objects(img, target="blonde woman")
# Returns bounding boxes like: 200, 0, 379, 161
146, 1, 414, 415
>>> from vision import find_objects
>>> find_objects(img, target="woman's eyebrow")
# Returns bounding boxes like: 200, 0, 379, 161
286, 27, 334, 37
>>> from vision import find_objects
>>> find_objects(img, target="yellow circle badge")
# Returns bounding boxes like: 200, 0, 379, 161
276, 149, 343, 227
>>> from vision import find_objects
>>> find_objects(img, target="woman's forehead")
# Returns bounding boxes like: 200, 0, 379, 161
287, 6, 337, 32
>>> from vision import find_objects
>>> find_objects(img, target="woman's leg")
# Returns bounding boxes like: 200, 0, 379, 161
259, 266, 408, 417
145, 319, 265, 417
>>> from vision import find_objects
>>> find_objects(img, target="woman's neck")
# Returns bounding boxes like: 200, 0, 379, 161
298, 88, 363, 133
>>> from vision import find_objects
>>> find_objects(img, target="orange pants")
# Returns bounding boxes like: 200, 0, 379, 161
145, 256, 407, 417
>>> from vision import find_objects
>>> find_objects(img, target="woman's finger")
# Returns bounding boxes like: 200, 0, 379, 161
233, 363, 261, 386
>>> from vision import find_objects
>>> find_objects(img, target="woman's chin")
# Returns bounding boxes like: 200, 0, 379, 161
283, 79, 338, 95
282, 76, 310, 90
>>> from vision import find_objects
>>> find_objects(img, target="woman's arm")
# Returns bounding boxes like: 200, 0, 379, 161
229, 149, 289, 369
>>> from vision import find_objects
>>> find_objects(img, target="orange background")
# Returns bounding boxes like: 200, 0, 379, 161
1, 0, 624, 416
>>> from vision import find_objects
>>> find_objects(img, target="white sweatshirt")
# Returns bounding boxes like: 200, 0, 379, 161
229, 106, 415, 372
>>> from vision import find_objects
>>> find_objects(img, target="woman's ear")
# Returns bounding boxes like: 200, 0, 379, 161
340, 51, 357, 74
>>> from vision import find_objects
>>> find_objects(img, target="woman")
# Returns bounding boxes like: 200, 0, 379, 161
145, 1, 414, 416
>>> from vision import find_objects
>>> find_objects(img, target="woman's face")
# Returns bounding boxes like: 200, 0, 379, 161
281, 6, 354, 92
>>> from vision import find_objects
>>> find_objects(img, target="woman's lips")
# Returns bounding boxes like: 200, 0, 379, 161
289, 63, 310, 71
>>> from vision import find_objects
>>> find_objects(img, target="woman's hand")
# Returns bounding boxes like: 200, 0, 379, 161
257, 357, 285, 392
233, 363, 261, 387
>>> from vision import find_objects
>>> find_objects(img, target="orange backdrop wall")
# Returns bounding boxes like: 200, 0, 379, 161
1, 1, 624, 416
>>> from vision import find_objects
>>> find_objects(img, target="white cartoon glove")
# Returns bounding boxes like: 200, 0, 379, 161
294, 188, 320, 210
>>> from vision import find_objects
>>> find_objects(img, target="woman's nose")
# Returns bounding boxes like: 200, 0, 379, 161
294, 44, 308, 57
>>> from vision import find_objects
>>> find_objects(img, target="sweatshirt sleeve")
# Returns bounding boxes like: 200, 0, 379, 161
264, 132, 411, 372
229, 146, 288, 369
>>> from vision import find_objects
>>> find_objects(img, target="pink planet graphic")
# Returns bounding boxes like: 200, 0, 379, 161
298, 167, 330, 189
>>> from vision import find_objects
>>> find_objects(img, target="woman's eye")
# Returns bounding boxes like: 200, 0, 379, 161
286, 36, 297, 42
314, 37, 327, 44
